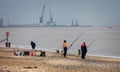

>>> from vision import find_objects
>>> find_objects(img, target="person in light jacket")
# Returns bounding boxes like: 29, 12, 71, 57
63, 40, 68, 57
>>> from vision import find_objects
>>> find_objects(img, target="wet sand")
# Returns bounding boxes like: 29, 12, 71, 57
0, 47, 120, 72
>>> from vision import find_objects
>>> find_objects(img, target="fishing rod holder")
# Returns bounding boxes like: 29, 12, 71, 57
5, 42, 10, 47
78, 49, 81, 55
5, 32, 10, 48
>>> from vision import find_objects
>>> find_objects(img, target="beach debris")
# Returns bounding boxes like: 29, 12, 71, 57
108, 27, 112, 29
23, 66, 38, 69
56, 50, 60, 53
0, 70, 11, 72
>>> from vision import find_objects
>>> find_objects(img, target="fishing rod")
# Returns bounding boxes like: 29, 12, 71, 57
61, 33, 84, 57
87, 34, 101, 48
0, 38, 7, 43
68, 33, 84, 50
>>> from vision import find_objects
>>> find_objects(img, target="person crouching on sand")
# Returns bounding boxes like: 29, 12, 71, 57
63, 40, 68, 57
81, 42, 87, 59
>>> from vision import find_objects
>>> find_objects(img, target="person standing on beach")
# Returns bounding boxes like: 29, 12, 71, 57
63, 40, 68, 57
81, 42, 87, 59
31, 41, 36, 50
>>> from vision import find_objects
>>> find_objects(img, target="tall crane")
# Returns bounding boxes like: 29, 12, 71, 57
0, 13, 3, 26
71, 20, 79, 26
39, 4, 46, 26
46, 9, 56, 26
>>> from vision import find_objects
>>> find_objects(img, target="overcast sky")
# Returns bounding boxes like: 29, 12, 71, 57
0, 0, 120, 26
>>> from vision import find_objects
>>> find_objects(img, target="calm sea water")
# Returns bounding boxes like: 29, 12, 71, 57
0, 26, 120, 58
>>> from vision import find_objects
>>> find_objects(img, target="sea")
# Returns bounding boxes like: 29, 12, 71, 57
0, 26, 120, 58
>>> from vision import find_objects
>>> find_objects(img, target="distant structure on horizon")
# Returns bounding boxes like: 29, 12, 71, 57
0, 14, 3, 27
0, 4, 91, 27
71, 20, 79, 27
39, 4, 56, 27
39, 4, 46, 26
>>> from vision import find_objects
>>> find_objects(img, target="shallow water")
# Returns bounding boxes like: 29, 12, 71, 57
0, 26, 120, 58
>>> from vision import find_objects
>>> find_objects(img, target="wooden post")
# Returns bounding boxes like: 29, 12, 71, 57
78, 49, 81, 55
5, 32, 10, 48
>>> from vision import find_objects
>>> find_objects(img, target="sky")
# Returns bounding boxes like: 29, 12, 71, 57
0, 0, 120, 26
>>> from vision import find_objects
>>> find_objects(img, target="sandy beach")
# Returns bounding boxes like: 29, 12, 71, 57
0, 47, 120, 72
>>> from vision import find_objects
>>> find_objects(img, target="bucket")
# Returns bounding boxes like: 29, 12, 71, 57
40, 51, 46, 57
30, 52, 36, 56
23, 51, 30, 56
56, 50, 59, 53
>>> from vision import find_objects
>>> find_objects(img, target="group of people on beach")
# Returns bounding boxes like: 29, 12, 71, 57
63, 40, 87, 59
14, 41, 36, 56
30, 40, 87, 59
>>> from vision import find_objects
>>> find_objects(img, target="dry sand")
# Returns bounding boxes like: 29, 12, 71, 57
0, 47, 120, 72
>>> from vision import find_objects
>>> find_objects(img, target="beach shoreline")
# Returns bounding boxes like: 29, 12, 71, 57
1, 45, 120, 59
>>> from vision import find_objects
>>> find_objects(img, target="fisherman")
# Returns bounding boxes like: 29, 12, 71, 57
31, 41, 36, 50
63, 40, 68, 57
81, 42, 87, 59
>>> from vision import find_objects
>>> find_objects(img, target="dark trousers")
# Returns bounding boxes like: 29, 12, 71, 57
63, 48, 67, 57
81, 48, 87, 59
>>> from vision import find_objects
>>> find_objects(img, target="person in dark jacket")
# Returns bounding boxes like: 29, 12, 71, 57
81, 42, 87, 59
31, 41, 36, 50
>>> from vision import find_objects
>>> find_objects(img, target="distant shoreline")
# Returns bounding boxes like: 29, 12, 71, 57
1, 25, 120, 28
87, 54, 120, 59
0, 25, 92, 28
